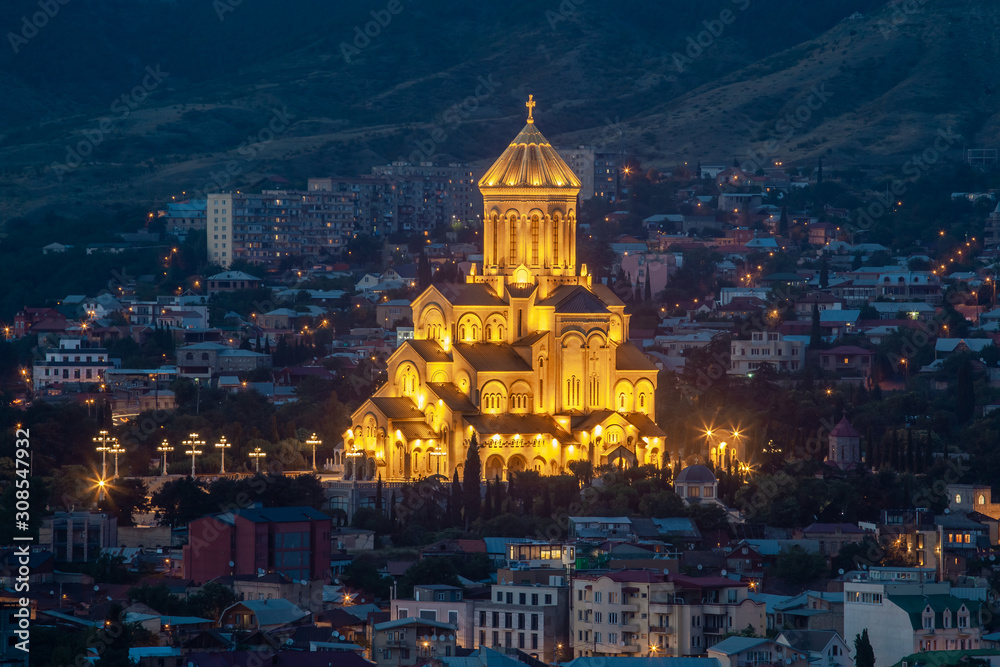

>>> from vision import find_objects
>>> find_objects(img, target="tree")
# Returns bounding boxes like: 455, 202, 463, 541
819, 255, 829, 288
418, 251, 432, 290
375, 474, 383, 514
643, 267, 652, 301
775, 545, 827, 585
450, 470, 463, 525
779, 205, 789, 237
956, 358, 975, 423
854, 629, 875, 667
186, 582, 238, 622
810, 303, 822, 349
817, 157, 824, 185
462, 434, 481, 527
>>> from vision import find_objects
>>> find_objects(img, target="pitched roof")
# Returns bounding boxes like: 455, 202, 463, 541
708, 636, 772, 655
433, 283, 506, 307
403, 339, 453, 363
375, 616, 458, 632
829, 417, 860, 438
369, 396, 425, 421
224, 507, 330, 525
465, 413, 572, 439
888, 594, 980, 630
453, 343, 532, 372
395, 422, 438, 440
801, 522, 864, 534
776, 629, 840, 653
536, 285, 610, 313
223, 599, 310, 627
616, 342, 658, 371
625, 412, 667, 437
427, 382, 478, 412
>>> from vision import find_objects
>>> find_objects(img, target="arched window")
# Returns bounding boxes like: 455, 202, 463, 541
531, 215, 540, 264
639, 394, 646, 409
509, 215, 518, 264
186, 352, 193, 361
201, 353, 209, 361
618, 393, 626, 411
497, 325, 504, 340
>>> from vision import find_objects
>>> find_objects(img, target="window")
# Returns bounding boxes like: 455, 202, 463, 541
609, 593, 619, 604
531, 594, 538, 606
608, 612, 619, 624
594, 612, 602, 624
398, 609, 408, 619
519, 593, 526, 605
479, 611, 486, 627
594, 592, 602, 604
545, 594, 552, 605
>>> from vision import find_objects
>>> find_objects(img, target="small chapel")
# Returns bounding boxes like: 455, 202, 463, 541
338, 97, 664, 482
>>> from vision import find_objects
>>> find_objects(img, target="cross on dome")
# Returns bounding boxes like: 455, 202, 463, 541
526, 94, 536, 123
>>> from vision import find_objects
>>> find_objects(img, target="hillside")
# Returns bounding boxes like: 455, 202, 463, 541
0, 0, 995, 221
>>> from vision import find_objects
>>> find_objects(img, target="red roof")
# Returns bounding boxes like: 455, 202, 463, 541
829, 417, 860, 438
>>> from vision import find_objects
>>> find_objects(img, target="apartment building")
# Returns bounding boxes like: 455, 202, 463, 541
207, 190, 356, 268
474, 569, 570, 663
391, 585, 475, 650
729, 331, 804, 375
842, 569, 983, 666
571, 571, 764, 658
32, 337, 112, 390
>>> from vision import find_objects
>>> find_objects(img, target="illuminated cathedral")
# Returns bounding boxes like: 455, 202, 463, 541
339, 96, 664, 482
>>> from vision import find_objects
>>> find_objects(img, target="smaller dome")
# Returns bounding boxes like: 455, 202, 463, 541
676, 464, 717, 484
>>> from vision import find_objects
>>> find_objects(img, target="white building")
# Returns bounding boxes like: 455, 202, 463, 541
842, 571, 983, 666
729, 331, 804, 375
32, 338, 112, 389
473, 573, 569, 662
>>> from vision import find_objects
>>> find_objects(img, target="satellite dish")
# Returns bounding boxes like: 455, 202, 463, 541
838, 568, 845, 575
721, 569, 727, 576
991, 555, 996, 562
663, 569, 670, 575
49, 591, 54, 596
301, 580, 308, 586
286, 639, 293, 645
94, 585, 100, 592
334, 578, 340, 584
786, 660, 792, 665
432, 634, 439, 641
944, 508, 950, 514
229, 561, 235, 567
620, 641, 626, 647
107, 596, 113, 601
697, 564, 703, 571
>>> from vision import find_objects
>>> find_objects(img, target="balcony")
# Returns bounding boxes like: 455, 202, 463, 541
650, 626, 674, 634
384, 640, 409, 648
621, 624, 640, 633
620, 604, 639, 612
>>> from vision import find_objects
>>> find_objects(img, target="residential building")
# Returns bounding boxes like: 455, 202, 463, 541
218, 599, 311, 632
377, 299, 413, 329
182, 506, 332, 584
556, 146, 624, 201
207, 190, 357, 268
161, 199, 207, 235
474, 570, 569, 662
337, 105, 664, 483
775, 630, 851, 667
39, 512, 117, 562
206, 270, 262, 295
32, 337, 112, 390
947, 484, 1000, 520
175, 342, 271, 380
571, 571, 765, 658
729, 331, 804, 375
818, 346, 874, 378
392, 585, 475, 650
843, 571, 982, 666
674, 465, 720, 506
372, 617, 458, 666
797, 523, 866, 557
708, 636, 808, 667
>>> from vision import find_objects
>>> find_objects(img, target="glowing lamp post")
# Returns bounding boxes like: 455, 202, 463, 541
93, 430, 112, 500
249, 446, 266, 473
345, 443, 363, 480
157, 440, 173, 476
108, 439, 125, 479
182, 433, 204, 478
215, 435, 231, 474
306, 433, 322, 471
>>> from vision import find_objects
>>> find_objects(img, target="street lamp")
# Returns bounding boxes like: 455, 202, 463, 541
306, 433, 322, 471
215, 435, 231, 474
157, 440, 174, 476
108, 439, 125, 479
182, 433, 205, 478
249, 446, 266, 473
345, 443, 363, 480
93, 430, 112, 500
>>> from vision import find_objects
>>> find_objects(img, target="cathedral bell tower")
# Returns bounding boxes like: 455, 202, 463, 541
476, 95, 583, 298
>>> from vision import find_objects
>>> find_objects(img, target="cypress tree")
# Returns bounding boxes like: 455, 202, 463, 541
779, 205, 789, 237
450, 470, 462, 526
819, 255, 829, 289
482, 480, 493, 520
376, 474, 383, 514
817, 157, 824, 185
389, 490, 398, 526
643, 267, 652, 301
462, 434, 481, 527
810, 303, 822, 349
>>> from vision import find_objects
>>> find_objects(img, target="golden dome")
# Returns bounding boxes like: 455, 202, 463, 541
479, 98, 582, 191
